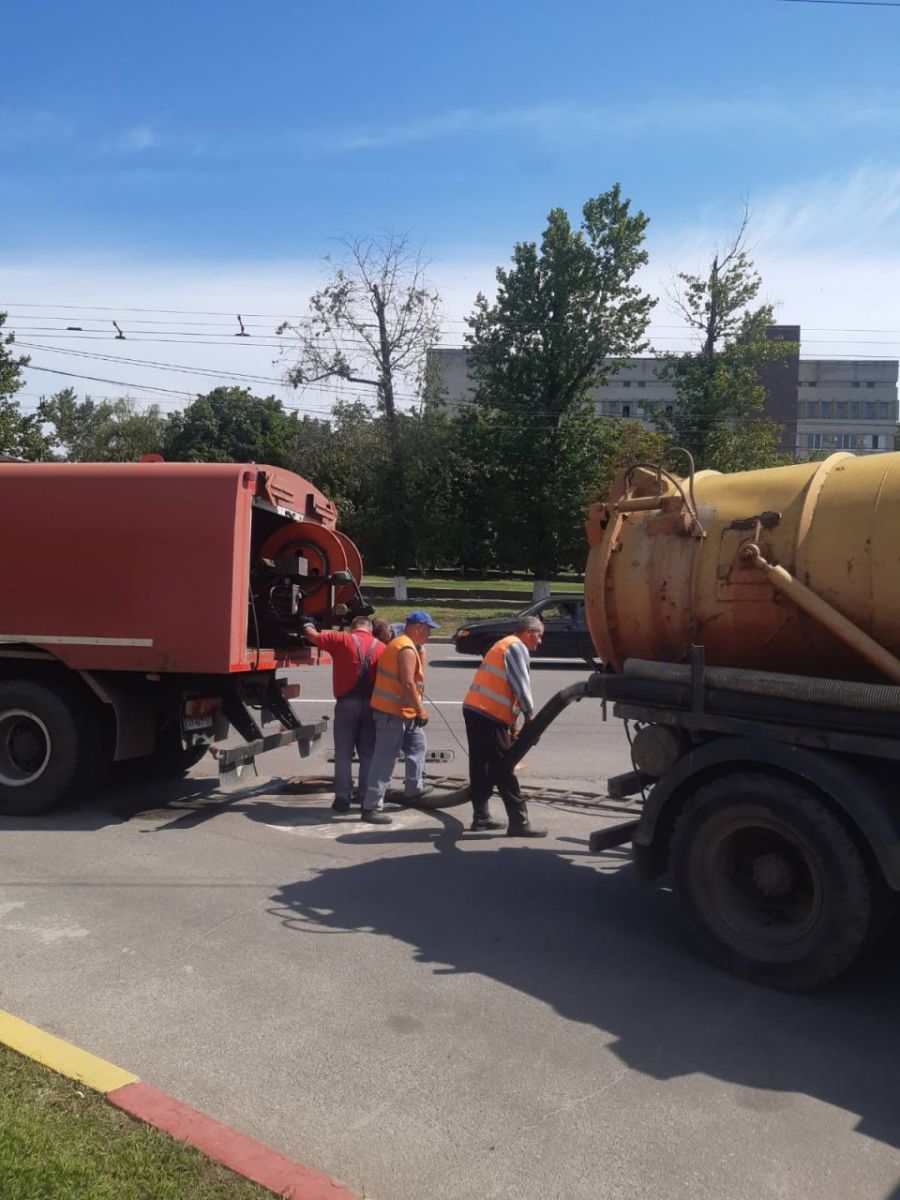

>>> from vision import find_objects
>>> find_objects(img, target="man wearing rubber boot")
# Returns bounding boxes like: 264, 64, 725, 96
463, 615, 547, 837
362, 611, 436, 825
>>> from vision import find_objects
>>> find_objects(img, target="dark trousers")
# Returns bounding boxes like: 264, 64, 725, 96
463, 707, 530, 829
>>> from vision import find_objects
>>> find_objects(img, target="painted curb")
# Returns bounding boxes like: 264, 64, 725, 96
0, 1009, 358, 1200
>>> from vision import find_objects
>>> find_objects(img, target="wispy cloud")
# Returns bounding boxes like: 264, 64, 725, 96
651, 163, 900, 271
753, 164, 900, 252
643, 164, 900, 353
293, 93, 900, 154
121, 124, 159, 152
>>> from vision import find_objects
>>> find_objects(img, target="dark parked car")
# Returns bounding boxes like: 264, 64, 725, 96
453, 594, 596, 659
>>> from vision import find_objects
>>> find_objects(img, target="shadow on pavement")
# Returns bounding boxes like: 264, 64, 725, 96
268, 834, 900, 1152
0, 773, 278, 832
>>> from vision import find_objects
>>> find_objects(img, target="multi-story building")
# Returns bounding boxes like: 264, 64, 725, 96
427, 326, 899, 457
796, 359, 897, 455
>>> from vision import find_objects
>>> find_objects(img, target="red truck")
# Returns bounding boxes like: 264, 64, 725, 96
0, 460, 366, 815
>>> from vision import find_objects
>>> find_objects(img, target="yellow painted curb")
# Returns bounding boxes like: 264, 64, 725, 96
0, 1010, 138, 1094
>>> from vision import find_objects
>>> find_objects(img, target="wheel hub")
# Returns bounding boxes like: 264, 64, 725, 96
751, 851, 795, 898
0, 710, 52, 787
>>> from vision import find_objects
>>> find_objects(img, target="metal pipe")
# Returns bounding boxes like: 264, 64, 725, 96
614, 495, 665, 513
741, 543, 900, 685
624, 658, 900, 712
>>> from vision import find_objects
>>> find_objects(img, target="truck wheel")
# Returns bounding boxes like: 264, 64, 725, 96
0, 680, 101, 816
670, 773, 872, 990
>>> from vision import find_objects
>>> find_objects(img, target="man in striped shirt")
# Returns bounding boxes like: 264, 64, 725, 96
462, 615, 547, 838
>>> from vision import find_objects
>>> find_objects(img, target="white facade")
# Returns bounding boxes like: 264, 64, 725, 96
795, 359, 897, 455
427, 344, 899, 457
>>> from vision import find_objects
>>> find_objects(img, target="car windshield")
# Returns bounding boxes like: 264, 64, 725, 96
522, 597, 579, 620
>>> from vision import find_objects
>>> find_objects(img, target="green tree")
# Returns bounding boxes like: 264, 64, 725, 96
0, 312, 49, 460
38, 389, 168, 461
287, 400, 385, 550
164, 387, 294, 465
465, 184, 656, 580
279, 234, 442, 575
285, 400, 473, 575
650, 215, 795, 472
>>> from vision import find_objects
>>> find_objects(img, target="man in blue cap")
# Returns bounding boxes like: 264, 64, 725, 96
362, 611, 437, 824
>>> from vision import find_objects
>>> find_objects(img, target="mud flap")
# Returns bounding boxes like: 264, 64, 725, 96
215, 720, 328, 788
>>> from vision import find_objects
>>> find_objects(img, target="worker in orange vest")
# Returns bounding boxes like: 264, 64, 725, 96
463, 615, 547, 837
361, 611, 437, 824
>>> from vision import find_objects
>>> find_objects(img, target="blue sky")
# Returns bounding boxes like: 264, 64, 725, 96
4, 0, 900, 410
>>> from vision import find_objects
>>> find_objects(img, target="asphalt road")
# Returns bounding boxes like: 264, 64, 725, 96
0, 649, 898, 1200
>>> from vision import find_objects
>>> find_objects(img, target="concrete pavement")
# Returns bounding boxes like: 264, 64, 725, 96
0, 652, 898, 1200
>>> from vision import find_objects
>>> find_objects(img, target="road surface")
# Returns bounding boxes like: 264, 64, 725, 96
0, 651, 898, 1200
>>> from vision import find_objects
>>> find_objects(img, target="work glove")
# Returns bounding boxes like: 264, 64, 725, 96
414, 713, 429, 728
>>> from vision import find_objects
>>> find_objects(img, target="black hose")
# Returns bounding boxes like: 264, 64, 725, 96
505, 680, 592, 767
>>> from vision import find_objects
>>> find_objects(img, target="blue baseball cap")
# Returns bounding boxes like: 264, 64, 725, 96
406, 610, 438, 629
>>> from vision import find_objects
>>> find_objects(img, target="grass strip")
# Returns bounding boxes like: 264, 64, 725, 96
367, 600, 519, 637
363, 574, 579, 593
0, 1045, 275, 1200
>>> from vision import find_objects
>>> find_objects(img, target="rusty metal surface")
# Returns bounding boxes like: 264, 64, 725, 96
585, 452, 900, 681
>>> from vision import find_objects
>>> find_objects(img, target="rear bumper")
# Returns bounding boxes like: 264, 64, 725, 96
213, 718, 328, 783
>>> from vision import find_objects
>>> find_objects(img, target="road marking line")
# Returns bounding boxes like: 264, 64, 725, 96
263, 813, 429, 839
0, 1010, 138, 1093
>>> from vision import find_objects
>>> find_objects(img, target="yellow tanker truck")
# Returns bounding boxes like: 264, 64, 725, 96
513, 451, 900, 990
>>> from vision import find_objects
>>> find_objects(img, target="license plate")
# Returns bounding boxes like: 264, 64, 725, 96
182, 715, 214, 731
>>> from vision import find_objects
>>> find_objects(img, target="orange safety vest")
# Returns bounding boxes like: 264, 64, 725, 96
370, 634, 425, 719
464, 635, 520, 725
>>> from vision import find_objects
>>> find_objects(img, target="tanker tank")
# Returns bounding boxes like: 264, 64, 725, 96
584, 451, 900, 683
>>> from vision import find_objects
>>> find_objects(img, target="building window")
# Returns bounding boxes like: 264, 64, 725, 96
879, 402, 894, 421
622, 404, 631, 418
637, 381, 646, 388
820, 400, 833, 418
865, 401, 876, 420
808, 381, 817, 388
867, 381, 876, 388
852, 381, 861, 388
850, 401, 861, 420
622, 381, 631, 388
805, 400, 818, 419
872, 435, 881, 450
806, 433, 821, 449
665, 404, 674, 417
606, 401, 619, 416
836, 401, 847, 420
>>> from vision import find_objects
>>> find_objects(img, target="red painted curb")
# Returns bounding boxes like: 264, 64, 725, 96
107, 1081, 357, 1200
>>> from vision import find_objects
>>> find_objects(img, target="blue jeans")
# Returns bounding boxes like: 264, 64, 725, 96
333, 694, 376, 805
362, 712, 427, 812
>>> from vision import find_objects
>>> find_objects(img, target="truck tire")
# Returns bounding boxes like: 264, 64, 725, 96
0, 679, 102, 816
670, 772, 872, 990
